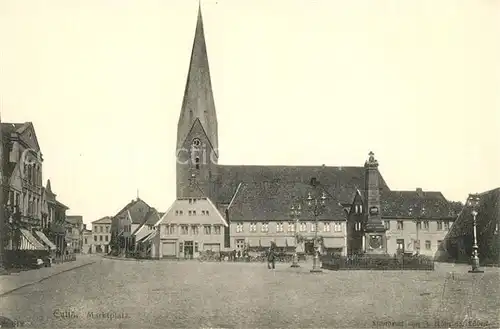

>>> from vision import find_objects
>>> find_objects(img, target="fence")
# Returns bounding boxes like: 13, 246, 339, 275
197, 251, 308, 263
321, 255, 435, 271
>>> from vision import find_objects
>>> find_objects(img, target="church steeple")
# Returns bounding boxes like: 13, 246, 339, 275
176, 3, 219, 200
177, 3, 218, 154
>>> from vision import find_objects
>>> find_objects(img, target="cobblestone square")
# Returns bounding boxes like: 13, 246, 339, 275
0, 258, 498, 328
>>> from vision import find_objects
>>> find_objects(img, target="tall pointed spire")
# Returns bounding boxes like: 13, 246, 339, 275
177, 2, 218, 153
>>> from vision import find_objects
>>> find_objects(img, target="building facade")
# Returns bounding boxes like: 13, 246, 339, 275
81, 224, 93, 254
168, 6, 460, 258
92, 216, 112, 254
438, 188, 500, 265
109, 198, 161, 256
66, 215, 83, 253
44, 180, 70, 255
2, 122, 45, 250
153, 197, 228, 259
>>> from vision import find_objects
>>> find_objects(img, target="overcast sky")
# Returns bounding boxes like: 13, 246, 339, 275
1, 0, 498, 226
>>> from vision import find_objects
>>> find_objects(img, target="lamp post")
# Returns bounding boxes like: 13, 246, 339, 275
289, 203, 301, 268
307, 191, 327, 273
467, 193, 484, 273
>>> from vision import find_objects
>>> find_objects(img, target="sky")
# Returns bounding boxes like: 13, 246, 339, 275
0, 0, 499, 227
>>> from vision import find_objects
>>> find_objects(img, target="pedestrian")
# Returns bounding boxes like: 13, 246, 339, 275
267, 242, 276, 270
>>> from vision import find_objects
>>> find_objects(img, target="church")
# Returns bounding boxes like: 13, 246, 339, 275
154, 5, 458, 259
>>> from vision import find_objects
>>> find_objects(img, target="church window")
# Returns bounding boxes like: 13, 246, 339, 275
359, 204, 363, 213
261, 222, 269, 232
276, 222, 284, 233
323, 222, 331, 232
192, 138, 201, 147
250, 223, 257, 232
195, 157, 200, 170
236, 223, 243, 233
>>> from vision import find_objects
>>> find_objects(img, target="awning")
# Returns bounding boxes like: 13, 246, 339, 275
323, 237, 345, 249
20, 229, 47, 251
34, 231, 56, 250
259, 237, 274, 248
246, 237, 260, 247
285, 237, 296, 247
274, 237, 289, 247
137, 232, 156, 244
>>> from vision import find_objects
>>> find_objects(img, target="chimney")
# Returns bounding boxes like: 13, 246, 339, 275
416, 188, 423, 197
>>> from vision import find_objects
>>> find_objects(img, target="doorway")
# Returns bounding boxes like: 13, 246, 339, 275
304, 241, 314, 255
184, 241, 194, 259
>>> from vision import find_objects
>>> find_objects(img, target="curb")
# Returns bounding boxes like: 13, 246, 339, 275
0, 261, 97, 297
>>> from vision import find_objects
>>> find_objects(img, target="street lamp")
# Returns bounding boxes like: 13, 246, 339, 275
307, 191, 327, 273
467, 193, 484, 273
289, 203, 302, 268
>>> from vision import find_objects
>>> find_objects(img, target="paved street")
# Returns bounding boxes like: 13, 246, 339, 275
0, 258, 498, 328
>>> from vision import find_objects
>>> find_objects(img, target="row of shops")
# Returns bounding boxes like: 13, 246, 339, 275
4, 227, 75, 268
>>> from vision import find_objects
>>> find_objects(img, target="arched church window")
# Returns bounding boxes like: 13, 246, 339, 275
195, 157, 200, 170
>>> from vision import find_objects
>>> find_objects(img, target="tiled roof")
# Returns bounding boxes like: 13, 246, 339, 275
1, 122, 26, 136
66, 215, 83, 225
92, 216, 112, 224
226, 181, 347, 222
114, 198, 151, 224
379, 189, 456, 219
215, 164, 389, 206
446, 187, 500, 239
143, 208, 161, 226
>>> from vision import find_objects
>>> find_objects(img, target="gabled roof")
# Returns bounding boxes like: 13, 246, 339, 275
92, 216, 112, 224
177, 4, 218, 153
446, 187, 500, 239
215, 164, 389, 206
379, 189, 456, 219
1, 122, 41, 151
225, 181, 346, 222
158, 197, 228, 227
66, 215, 83, 225
113, 198, 153, 225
